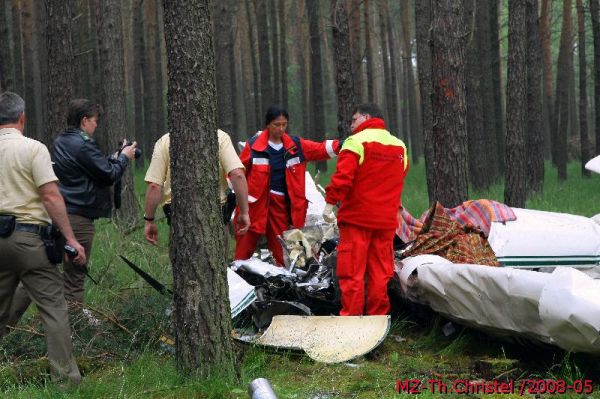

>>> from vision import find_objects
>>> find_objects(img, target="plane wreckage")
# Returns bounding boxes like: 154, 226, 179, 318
123, 155, 600, 361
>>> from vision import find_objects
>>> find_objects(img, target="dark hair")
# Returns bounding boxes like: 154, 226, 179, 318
264, 105, 289, 126
352, 103, 384, 119
67, 99, 103, 128
0, 91, 25, 125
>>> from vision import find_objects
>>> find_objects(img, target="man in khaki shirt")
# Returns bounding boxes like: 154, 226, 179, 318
0, 91, 86, 386
143, 131, 250, 247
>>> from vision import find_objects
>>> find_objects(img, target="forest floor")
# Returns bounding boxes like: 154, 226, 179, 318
1, 160, 600, 398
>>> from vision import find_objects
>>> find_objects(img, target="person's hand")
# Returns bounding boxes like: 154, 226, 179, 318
145, 221, 159, 245
236, 212, 250, 235
121, 140, 138, 160
322, 203, 337, 223
66, 239, 86, 266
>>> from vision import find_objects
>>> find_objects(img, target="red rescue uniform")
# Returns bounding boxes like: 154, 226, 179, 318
235, 129, 340, 265
325, 118, 408, 315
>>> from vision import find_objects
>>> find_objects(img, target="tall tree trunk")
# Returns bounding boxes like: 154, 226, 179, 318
270, 0, 281, 106
10, 0, 24, 96
379, 2, 393, 128
143, 0, 159, 146
577, 0, 593, 177
465, 0, 488, 191
278, 0, 288, 110
299, 0, 311, 135
385, 0, 400, 137
45, 0, 75, 145
155, 0, 168, 136
363, 0, 374, 102
132, 0, 146, 167
307, 0, 327, 171
431, 0, 468, 207
21, 0, 44, 141
255, 0, 273, 111
331, 0, 356, 138
347, 0, 363, 102
476, 1, 499, 180
246, 0, 262, 127
504, 0, 528, 207
590, 0, 600, 155
0, 0, 14, 91
97, 0, 138, 227
401, 0, 421, 164
540, 0, 554, 159
554, 0, 572, 181
415, 0, 436, 203
214, 0, 235, 134
526, 0, 545, 194
163, 0, 238, 379
489, 0, 505, 175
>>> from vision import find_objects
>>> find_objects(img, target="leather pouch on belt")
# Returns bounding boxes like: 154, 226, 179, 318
41, 224, 65, 264
0, 215, 16, 237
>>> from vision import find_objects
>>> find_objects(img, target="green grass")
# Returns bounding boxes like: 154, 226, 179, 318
1, 160, 600, 398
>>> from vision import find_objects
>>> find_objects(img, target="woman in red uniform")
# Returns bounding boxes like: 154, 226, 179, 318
234, 106, 341, 266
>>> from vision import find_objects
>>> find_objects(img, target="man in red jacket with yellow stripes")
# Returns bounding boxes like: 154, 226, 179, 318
324, 103, 409, 315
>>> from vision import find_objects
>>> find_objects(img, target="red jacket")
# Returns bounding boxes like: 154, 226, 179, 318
240, 129, 341, 234
325, 118, 408, 229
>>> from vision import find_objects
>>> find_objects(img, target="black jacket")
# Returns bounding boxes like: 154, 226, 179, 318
52, 128, 129, 219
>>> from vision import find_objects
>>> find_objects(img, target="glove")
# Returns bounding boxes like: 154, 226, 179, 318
322, 203, 337, 223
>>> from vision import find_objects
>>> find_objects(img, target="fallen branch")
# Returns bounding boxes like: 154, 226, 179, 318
83, 305, 134, 336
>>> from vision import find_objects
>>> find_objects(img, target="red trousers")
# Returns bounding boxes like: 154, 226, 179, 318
234, 192, 290, 266
336, 223, 395, 315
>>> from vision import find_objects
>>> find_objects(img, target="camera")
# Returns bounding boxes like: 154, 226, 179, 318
118, 140, 142, 159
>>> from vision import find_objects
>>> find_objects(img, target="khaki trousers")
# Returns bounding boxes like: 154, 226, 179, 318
0, 231, 81, 384
9, 214, 96, 325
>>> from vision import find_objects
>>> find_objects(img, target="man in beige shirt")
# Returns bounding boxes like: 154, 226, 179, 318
0, 91, 86, 386
143, 131, 250, 247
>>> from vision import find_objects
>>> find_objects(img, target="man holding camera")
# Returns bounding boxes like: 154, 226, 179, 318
0, 92, 86, 385
10, 99, 138, 319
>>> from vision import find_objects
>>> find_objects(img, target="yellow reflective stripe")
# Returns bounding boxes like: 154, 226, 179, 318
341, 129, 408, 167
340, 136, 365, 163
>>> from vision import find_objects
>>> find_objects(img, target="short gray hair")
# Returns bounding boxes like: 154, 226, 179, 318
0, 92, 25, 125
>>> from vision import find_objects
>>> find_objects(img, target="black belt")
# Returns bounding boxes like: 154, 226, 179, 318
15, 223, 45, 235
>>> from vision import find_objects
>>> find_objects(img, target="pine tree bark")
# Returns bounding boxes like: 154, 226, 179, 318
143, 0, 159, 146
214, 0, 235, 134
415, 0, 436, 203
431, 0, 468, 207
526, 0, 545, 193
379, 3, 393, 129
97, 0, 138, 228
331, 0, 356, 138
385, 0, 400, 137
162, 0, 238, 378
505, 0, 527, 207
489, 0, 505, 175
21, 0, 44, 141
255, 0, 273, 110
278, 0, 288, 110
479, 1, 500, 180
577, 0, 592, 177
45, 0, 75, 145
0, 0, 14, 91
590, 0, 600, 155
554, 0, 572, 181
401, 1, 421, 164
364, 0, 374, 102
540, 0, 554, 158
246, 0, 262, 128
347, 0, 363, 103
270, 0, 281, 106
465, 0, 488, 191
307, 0, 327, 171
132, 0, 146, 167
10, 0, 24, 96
